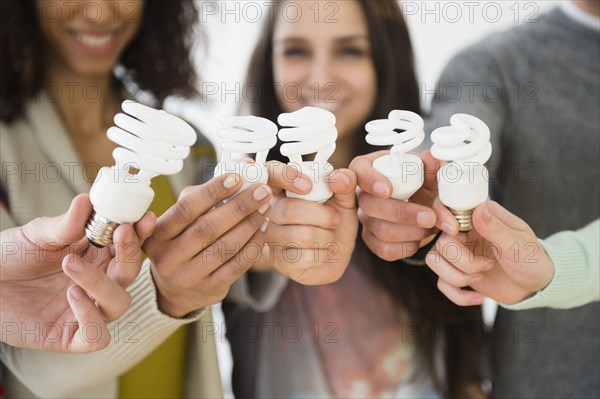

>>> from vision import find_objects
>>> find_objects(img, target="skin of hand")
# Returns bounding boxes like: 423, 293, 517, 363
142, 173, 273, 318
0, 194, 155, 352
426, 200, 555, 306
258, 161, 359, 285
350, 150, 444, 261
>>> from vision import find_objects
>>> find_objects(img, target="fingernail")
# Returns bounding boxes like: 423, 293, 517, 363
441, 222, 455, 234
333, 213, 342, 226
223, 174, 239, 189
417, 212, 435, 228
335, 171, 350, 185
294, 178, 312, 193
469, 275, 483, 285
70, 285, 83, 301
260, 218, 270, 233
253, 185, 272, 201
258, 202, 270, 215
373, 181, 390, 198
483, 207, 493, 223
67, 256, 83, 273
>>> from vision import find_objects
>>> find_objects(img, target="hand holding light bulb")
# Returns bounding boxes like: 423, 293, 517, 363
214, 115, 278, 195
365, 110, 425, 200
86, 100, 197, 247
278, 106, 338, 203
0, 194, 155, 352
431, 113, 492, 232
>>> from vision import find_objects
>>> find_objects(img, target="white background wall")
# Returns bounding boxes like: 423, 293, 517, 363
167, 1, 560, 396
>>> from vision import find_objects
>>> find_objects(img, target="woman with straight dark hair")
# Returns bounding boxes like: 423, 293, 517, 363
225, 1, 486, 398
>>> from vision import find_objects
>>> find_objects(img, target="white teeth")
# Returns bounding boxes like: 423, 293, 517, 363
76, 33, 112, 48
306, 101, 343, 112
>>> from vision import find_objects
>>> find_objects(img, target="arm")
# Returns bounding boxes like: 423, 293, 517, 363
503, 219, 600, 310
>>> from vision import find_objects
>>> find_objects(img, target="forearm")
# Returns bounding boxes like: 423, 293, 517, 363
501, 219, 600, 310
0, 260, 206, 398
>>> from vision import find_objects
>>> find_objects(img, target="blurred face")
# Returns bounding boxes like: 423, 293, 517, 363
272, 0, 377, 139
36, 0, 144, 78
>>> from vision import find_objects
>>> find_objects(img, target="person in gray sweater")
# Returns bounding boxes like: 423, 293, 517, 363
352, 2, 599, 398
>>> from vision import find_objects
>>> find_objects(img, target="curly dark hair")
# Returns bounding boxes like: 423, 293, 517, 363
232, 1, 486, 399
0, 0, 200, 123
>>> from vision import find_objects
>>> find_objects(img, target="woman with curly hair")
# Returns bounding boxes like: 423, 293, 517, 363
1, 1, 275, 397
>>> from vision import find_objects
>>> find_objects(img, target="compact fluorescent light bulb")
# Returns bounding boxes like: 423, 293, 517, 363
213, 115, 278, 195
277, 107, 338, 203
85, 100, 197, 247
365, 110, 425, 200
431, 113, 492, 232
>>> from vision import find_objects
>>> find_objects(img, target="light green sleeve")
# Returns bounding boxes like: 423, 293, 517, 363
501, 219, 599, 310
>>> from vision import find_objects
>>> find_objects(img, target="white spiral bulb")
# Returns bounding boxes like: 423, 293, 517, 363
214, 116, 278, 194
278, 107, 337, 165
86, 100, 197, 247
365, 110, 425, 167
218, 115, 278, 164
364, 110, 425, 200
431, 113, 493, 231
277, 107, 338, 203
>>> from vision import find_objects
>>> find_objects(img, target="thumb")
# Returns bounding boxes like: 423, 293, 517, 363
327, 169, 358, 210
349, 150, 392, 198
472, 201, 529, 253
23, 194, 92, 245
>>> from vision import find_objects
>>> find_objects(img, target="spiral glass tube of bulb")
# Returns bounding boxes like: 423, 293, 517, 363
431, 113, 492, 231
213, 115, 278, 195
277, 107, 338, 203
365, 110, 425, 200
86, 100, 197, 247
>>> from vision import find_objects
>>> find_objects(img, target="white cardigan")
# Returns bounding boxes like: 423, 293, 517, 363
0, 97, 223, 398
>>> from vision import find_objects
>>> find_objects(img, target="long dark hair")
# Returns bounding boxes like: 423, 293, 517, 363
0, 0, 200, 123
245, 1, 485, 398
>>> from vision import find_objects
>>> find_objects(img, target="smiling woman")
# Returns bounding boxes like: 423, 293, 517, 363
0, 1, 232, 399
1, 0, 199, 124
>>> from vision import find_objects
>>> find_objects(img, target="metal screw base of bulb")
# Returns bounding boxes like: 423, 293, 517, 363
85, 211, 118, 248
450, 208, 473, 232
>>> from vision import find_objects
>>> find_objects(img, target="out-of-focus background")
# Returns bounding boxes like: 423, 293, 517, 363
165, 1, 559, 396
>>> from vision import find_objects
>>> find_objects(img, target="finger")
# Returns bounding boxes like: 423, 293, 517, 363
326, 169, 357, 211
174, 184, 272, 261
264, 223, 335, 249
65, 285, 112, 353
434, 234, 494, 275
62, 254, 132, 321
265, 160, 313, 195
349, 150, 393, 198
22, 193, 92, 246
187, 210, 269, 278
269, 246, 344, 285
358, 209, 432, 244
108, 223, 145, 287
472, 201, 531, 251
133, 211, 157, 244
270, 197, 337, 228
432, 197, 460, 236
426, 249, 483, 288
207, 232, 266, 292
421, 150, 442, 192
358, 191, 436, 228
361, 228, 420, 262
152, 173, 243, 240
437, 278, 484, 306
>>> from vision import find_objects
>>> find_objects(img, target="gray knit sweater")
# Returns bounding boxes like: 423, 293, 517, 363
427, 7, 599, 399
